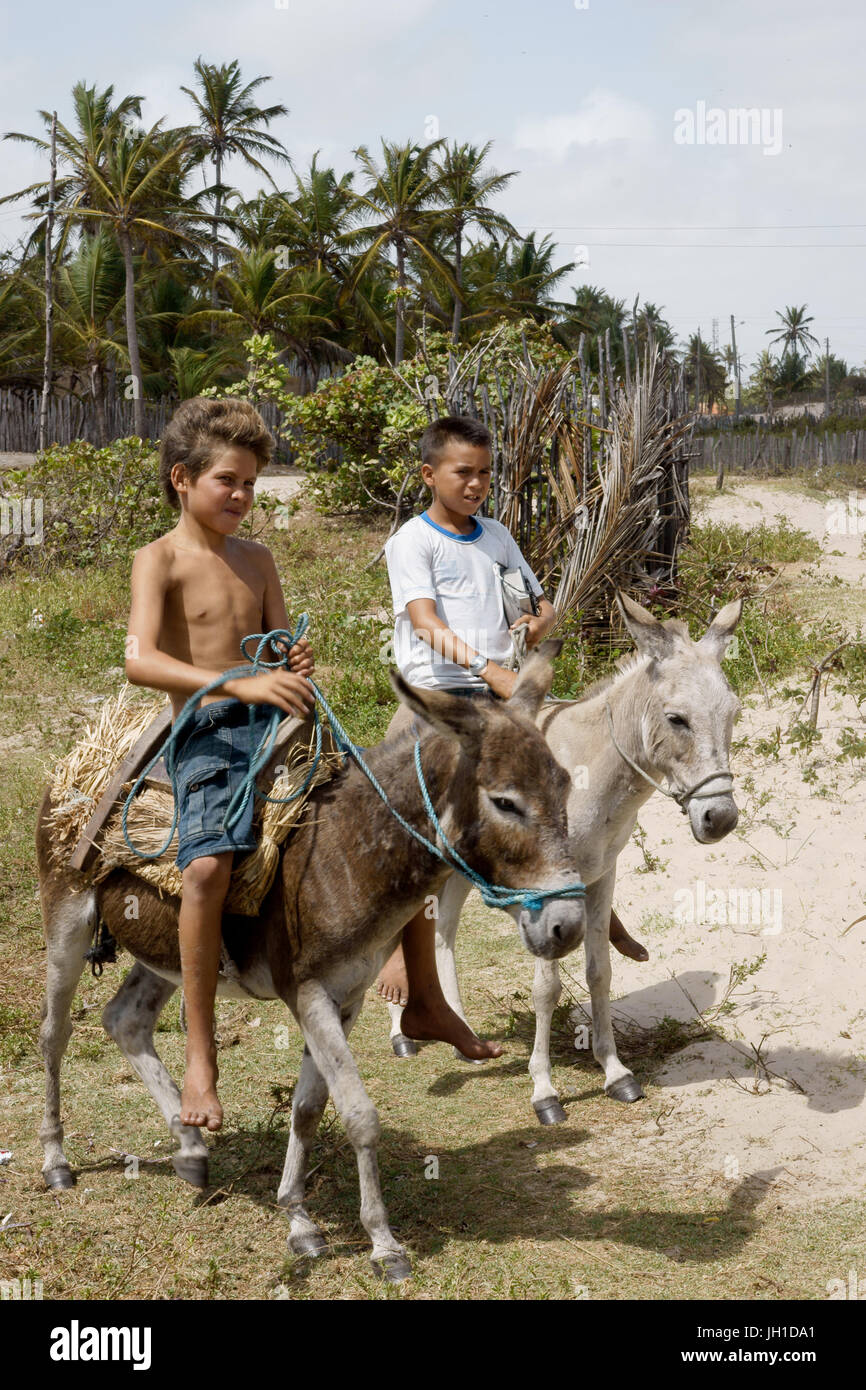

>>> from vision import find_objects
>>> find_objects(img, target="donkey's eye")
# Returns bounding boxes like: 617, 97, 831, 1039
492, 795, 523, 817
667, 714, 689, 729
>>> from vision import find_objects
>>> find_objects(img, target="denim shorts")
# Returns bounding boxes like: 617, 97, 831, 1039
173, 698, 284, 872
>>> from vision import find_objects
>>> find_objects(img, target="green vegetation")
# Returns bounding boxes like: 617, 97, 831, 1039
2, 438, 167, 573
4, 68, 861, 431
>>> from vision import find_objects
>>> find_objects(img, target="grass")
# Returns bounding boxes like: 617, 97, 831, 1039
0, 917, 859, 1300
1, 477, 865, 1299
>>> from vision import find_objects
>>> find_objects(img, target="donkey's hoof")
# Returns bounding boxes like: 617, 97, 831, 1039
391, 1033, 418, 1059
606, 1076, 644, 1103
44, 1166, 75, 1190
172, 1153, 209, 1188
370, 1251, 412, 1283
533, 1097, 567, 1125
289, 1230, 327, 1259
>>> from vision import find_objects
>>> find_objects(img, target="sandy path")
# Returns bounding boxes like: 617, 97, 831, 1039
695, 478, 866, 588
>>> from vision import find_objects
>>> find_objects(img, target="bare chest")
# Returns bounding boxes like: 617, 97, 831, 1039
163, 546, 267, 664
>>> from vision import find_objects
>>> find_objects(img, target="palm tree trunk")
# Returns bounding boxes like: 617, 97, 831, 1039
211, 149, 222, 315
451, 225, 463, 345
394, 239, 406, 365
39, 111, 58, 453
118, 227, 145, 437
91, 359, 107, 446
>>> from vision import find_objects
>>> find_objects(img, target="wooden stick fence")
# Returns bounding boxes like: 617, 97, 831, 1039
691, 425, 864, 477
0, 389, 287, 456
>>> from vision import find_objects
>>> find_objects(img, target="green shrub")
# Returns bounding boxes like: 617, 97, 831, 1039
1, 438, 169, 573
206, 322, 575, 513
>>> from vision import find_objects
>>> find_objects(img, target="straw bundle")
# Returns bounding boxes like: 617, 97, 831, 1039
45, 686, 170, 858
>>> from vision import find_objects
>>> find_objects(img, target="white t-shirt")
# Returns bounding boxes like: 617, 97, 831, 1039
384, 511, 545, 690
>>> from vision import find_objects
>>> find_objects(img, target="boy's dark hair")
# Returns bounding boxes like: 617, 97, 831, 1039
159, 397, 274, 510
420, 415, 491, 469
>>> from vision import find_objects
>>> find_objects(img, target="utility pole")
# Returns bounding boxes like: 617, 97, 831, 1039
696, 331, 702, 413
38, 111, 57, 454
730, 314, 741, 421
824, 336, 831, 417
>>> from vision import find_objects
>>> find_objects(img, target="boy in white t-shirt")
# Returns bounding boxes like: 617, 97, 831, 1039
378, 416, 647, 1059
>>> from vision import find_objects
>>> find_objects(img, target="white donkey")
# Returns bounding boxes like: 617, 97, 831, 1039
385, 592, 743, 1121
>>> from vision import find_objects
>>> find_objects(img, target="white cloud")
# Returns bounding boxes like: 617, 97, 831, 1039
514, 91, 654, 160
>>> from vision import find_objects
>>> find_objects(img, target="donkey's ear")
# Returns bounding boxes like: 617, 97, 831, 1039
389, 670, 484, 751
508, 639, 562, 720
698, 597, 744, 662
616, 590, 678, 660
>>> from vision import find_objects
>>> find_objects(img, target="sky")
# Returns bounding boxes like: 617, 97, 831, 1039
1, 0, 864, 375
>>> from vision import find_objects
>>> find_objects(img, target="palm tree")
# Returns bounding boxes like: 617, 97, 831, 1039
766, 304, 819, 359
493, 233, 574, 323
0, 81, 144, 259
180, 58, 289, 311
166, 345, 239, 398
239, 159, 388, 352
635, 301, 676, 358
431, 141, 517, 343
2, 87, 198, 433
348, 139, 456, 364
0, 263, 43, 384
774, 350, 810, 397
751, 349, 778, 419
558, 285, 628, 372
269, 155, 355, 275
809, 351, 848, 394
74, 117, 199, 434
53, 229, 127, 442
681, 332, 727, 411
181, 246, 343, 385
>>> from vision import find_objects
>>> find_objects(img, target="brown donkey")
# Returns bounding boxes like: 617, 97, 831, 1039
35, 644, 585, 1281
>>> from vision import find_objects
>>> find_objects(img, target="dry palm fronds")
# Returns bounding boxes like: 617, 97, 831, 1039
544, 345, 693, 625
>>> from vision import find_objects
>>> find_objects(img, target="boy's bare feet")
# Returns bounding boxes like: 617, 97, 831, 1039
180, 1051, 223, 1131
400, 998, 503, 1060
376, 944, 409, 1005
609, 911, 649, 962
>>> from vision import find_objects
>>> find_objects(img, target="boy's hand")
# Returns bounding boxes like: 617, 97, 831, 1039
273, 635, 315, 678
510, 612, 554, 650
481, 662, 518, 699
225, 669, 314, 719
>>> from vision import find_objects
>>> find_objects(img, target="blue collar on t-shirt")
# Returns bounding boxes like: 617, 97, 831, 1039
421, 510, 484, 543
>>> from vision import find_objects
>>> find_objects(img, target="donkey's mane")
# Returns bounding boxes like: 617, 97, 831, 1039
568, 616, 694, 705
569, 650, 649, 705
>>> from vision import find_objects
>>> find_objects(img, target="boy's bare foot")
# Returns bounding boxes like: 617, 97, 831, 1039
376, 946, 409, 1005
609, 915, 649, 962
180, 1055, 223, 1131
400, 999, 503, 1060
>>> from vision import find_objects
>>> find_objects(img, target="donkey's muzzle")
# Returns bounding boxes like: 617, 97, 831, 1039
690, 796, 739, 842
520, 897, 585, 960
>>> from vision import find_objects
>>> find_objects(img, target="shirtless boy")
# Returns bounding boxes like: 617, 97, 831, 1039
125, 397, 315, 1132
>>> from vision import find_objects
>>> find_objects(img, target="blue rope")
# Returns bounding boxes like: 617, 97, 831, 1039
120, 619, 586, 912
